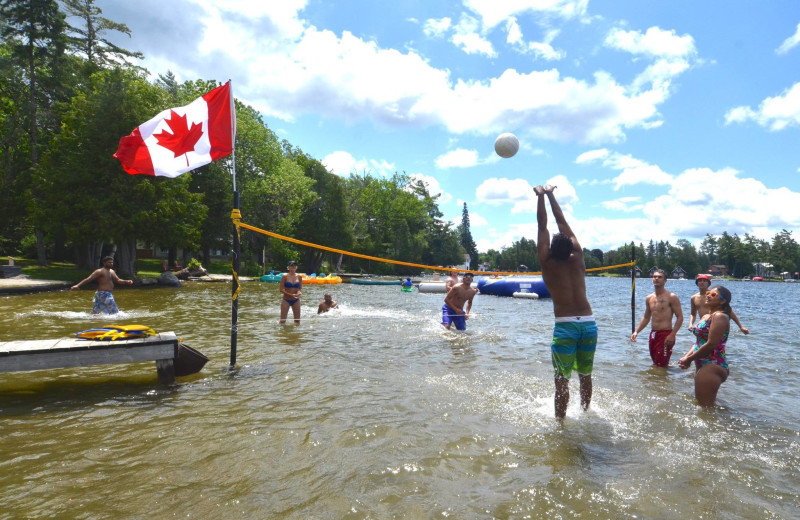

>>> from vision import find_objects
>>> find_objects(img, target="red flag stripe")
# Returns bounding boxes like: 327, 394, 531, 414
203, 82, 233, 160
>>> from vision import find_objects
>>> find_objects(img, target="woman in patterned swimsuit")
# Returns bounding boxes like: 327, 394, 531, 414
279, 261, 302, 324
678, 285, 732, 406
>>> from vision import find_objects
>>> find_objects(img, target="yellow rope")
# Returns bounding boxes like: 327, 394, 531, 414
233, 218, 635, 276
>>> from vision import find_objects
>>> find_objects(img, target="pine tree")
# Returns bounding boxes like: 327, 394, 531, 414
460, 202, 478, 269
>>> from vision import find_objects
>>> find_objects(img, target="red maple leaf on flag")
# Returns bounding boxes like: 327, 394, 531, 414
153, 110, 204, 166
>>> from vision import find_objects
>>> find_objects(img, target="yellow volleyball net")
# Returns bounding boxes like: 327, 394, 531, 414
229, 212, 635, 294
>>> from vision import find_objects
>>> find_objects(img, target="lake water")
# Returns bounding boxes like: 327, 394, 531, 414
1, 277, 798, 519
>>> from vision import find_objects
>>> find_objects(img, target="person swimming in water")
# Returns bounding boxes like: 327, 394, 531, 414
317, 293, 338, 314
279, 260, 302, 324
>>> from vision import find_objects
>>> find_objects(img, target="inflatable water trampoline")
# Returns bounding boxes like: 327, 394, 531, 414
477, 277, 550, 298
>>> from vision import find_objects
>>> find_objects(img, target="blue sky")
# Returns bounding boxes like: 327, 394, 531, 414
96, 0, 800, 253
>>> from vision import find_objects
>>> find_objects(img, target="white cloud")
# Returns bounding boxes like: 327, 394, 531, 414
435, 148, 480, 169
452, 15, 496, 57
576, 149, 672, 189
575, 148, 610, 163
600, 196, 644, 212
604, 26, 696, 59
474, 177, 535, 213
423, 17, 452, 38
568, 165, 800, 250
322, 151, 359, 176
464, 0, 590, 30
506, 19, 565, 61
725, 82, 800, 131
322, 151, 395, 177
409, 173, 453, 205
776, 22, 800, 55
110, 3, 689, 145
642, 167, 800, 238
474, 174, 576, 215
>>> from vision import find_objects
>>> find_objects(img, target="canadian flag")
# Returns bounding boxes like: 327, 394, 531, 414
114, 82, 234, 177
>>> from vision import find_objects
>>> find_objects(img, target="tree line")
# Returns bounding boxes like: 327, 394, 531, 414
2, 0, 797, 279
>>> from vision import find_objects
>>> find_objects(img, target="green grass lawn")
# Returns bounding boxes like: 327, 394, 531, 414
2, 256, 235, 282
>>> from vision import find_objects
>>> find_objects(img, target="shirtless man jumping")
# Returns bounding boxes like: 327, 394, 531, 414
630, 269, 683, 367
536, 184, 597, 419
71, 256, 133, 314
441, 272, 478, 330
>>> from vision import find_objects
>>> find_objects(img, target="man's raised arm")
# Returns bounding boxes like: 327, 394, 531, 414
544, 185, 581, 251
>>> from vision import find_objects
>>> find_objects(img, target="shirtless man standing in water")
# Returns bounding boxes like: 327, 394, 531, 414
535, 185, 597, 419
630, 269, 683, 367
689, 274, 748, 335
445, 270, 460, 293
71, 256, 133, 314
442, 273, 478, 330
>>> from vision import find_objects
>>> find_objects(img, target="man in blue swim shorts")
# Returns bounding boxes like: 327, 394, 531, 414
535, 185, 597, 419
71, 256, 133, 314
442, 272, 478, 330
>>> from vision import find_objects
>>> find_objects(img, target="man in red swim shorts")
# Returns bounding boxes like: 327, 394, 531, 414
630, 269, 684, 367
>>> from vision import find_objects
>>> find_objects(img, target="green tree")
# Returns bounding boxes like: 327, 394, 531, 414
292, 151, 352, 273
700, 234, 718, 266
460, 202, 478, 269
770, 229, 799, 277
36, 68, 205, 275
235, 105, 315, 270
61, 0, 143, 69
1, 0, 69, 264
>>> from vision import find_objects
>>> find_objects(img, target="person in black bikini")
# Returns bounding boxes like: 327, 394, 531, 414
280, 260, 302, 324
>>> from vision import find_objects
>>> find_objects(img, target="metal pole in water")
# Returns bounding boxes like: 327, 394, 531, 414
631, 241, 636, 333
230, 190, 240, 367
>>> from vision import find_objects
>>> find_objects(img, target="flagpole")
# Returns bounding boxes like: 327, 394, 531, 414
228, 80, 240, 368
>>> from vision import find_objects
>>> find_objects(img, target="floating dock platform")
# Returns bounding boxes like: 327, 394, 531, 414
0, 332, 196, 384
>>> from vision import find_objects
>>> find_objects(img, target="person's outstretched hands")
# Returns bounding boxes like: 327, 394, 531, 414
544, 184, 556, 193
533, 185, 545, 196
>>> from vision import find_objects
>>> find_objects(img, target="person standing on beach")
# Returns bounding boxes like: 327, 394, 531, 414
71, 256, 133, 314
442, 272, 478, 330
535, 184, 597, 419
630, 269, 683, 367
689, 274, 748, 335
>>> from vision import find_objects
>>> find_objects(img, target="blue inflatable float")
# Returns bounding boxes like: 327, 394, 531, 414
477, 276, 550, 298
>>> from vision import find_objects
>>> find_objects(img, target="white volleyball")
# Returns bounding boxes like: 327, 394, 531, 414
494, 133, 519, 158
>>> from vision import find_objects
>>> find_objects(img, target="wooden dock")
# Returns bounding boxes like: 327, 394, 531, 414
0, 332, 181, 384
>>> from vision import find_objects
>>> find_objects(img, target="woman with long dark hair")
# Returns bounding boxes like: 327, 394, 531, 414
678, 285, 732, 406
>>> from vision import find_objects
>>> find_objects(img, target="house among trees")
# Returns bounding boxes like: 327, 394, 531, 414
671, 266, 687, 279
753, 262, 774, 278
630, 266, 642, 277
708, 265, 728, 276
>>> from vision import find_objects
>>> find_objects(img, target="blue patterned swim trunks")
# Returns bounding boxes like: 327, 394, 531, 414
92, 291, 120, 314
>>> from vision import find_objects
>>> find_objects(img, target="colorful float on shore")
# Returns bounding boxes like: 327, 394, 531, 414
302, 273, 343, 284
259, 272, 342, 284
